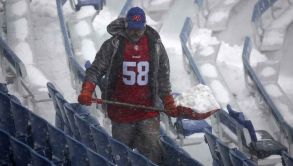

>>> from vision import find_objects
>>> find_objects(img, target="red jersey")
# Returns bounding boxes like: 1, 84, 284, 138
108, 35, 159, 123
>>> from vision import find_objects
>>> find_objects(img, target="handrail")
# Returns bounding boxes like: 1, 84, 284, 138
242, 36, 293, 142
56, 0, 86, 83
0, 37, 27, 80
179, 17, 206, 85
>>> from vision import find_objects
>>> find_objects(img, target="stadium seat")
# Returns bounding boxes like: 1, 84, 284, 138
10, 100, 31, 145
0, 92, 15, 135
0, 129, 12, 165
29, 112, 51, 158
243, 159, 257, 166
66, 135, 89, 166
74, 113, 96, 150
63, 103, 82, 140
10, 136, 31, 165
87, 148, 115, 166
128, 149, 149, 166
90, 125, 113, 161
160, 135, 203, 166
55, 93, 73, 136
30, 148, 55, 166
204, 129, 222, 166
229, 148, 256, 166
47, 123, 70, 165
75, 0, 104, 11
175, 118, 212, 136
216, 139, 233, 166
109, 137, 131, 166
282, 151, 293, 166
0, 83, 8, 94
47, 82, 64, 130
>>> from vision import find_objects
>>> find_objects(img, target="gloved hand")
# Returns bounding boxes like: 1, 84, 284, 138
177, 106, 219, 120
163, 95, 179, 117
78, 81, 96, 106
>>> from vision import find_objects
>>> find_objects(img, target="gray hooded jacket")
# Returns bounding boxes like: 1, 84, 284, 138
84, 18, 171, 106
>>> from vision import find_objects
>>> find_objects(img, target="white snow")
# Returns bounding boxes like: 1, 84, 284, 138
81, 38, 97, 62
74, 6, 97, 20
13, 18, 28, 40
26, 65, 49, 87
261, 66, 276, 77
10, 1, 28, 16
150, 0, 172, 6
208, 11, 229, 24
217, 41, 243, 69
14, 42, 33, 64
265, 84, 283, 98
75, 20, 92, 36
200, 63, 218, 78
210, 80, 230, 105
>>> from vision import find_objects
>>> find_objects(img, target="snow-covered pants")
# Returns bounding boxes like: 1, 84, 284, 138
111, 116, 162, 164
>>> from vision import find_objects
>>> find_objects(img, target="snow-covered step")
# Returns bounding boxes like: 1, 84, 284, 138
205, 0, 240, 32
67, 8, 99, 65
254, 61, 279, 84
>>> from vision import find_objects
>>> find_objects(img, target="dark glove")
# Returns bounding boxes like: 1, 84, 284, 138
163, 95, 179, 117
78, 81, 96, 106
177, 106, 219, 120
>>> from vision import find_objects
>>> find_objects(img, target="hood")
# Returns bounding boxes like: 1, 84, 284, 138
107, 17, 128, 38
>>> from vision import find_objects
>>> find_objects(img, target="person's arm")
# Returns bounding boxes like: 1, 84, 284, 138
78, 39, 113, 105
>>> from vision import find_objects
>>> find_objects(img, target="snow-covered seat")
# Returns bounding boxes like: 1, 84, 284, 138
74, 0, 104, 11
204, 129, 223, 166
175, 118, 212, 137
0, 92, 15, 136
229, 148, 257, 166
10, 136, 32, 165
87, 148, 115, 166
109, 137, 131, 165
216, 139, 233, 166
128, 149, 150, 166
30, 148, 55, 166
55, 93, 73, 136
282, 151, 293, 166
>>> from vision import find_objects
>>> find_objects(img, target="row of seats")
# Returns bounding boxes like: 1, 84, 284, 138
0, 83, 115, 165
209, 105, 293, 166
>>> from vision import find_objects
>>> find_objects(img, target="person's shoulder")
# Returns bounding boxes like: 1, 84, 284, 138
145, 25, 161, 42
102, 36, 120, 48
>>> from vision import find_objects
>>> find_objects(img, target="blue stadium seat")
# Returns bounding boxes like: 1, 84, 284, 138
10, 100, 32, 145
128, 149, 149, 166
90, 125, 112, 161
243, 159, 257, 166
55, 93, 72, 136
30, 148, 55, 166
160, 135, 203, 166
29, 112, 51, 158
216, 140, 232, 166
66, 135, 89, 166
87, 148, 115, 166
175, 118, 212, 136
204, 129, 222, 166
74, 113, 96, 150
282, 151, 293, 166
109, 137, 131, 166
47, 123, 70, 165
0, 92, 15, 135
0, 83, 8, 94
229, 148, 255, 166
63, 103, 81, 140
47, 82, 64, 130
0, 129, 12, 165
10, 136, 31, 165
75, 0, 104, 11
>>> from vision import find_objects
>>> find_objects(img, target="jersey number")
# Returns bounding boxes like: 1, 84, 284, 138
123, 61, 149, 85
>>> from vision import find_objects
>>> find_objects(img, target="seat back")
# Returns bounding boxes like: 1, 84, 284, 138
63, 102, 80, 139
29, 112, 51, 158
128, 149, 149, 166
216, 140, 232, 166
204, 129, 222, 164
10, 136, 31, 165
30, 149, 55, 166
10, 100, 31, 144
0, 129, 12, 164
0, 92, 15, 135
74, 113, 96, 150
90, 125, 112, 161
66, 135, 89, 166
47, 82, 64, 130
282, 151, 293, 166
55, 93, 72, 136
175, 118, 212, 136
47, 123, 70, 165
75, 0, 104, 10
87, 148, 115, 166
160, 135, 203, 166
109, 137, 130, 165
229, 148, 250, 166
